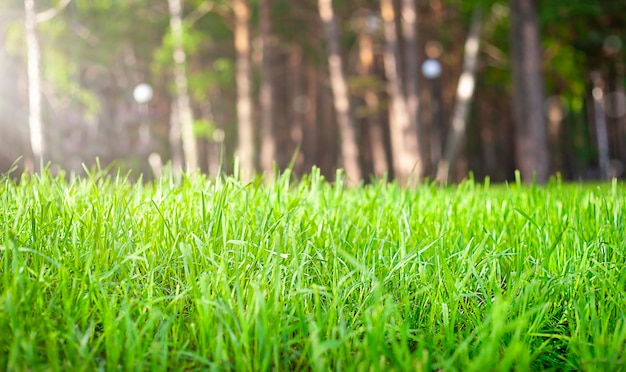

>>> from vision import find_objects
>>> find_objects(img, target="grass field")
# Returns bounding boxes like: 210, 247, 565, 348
1, 168, 625, 371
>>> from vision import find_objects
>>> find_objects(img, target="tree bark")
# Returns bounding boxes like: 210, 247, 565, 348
609, 60, 626, 172
168, 100, 184, 175
288, 45, 305, 172
24, 0, 43, 171
380, 0, 422, 185
304, 61, 319, 172
546, 95, 565, 176
591, 71, 610, 179
400, 0, 425, 174
358, 33, 389, 177
168, 0, 199, 172
509, 0, 549, 183
234, 0, 255, 182
259, 0, 275, 177
436, 7, 483, 183
318, 0, 361, 185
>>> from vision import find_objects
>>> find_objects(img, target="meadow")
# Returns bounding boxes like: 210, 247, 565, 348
1, 167, 625, 371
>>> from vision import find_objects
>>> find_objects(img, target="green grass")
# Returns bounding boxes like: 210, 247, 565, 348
1, 167, 625, 371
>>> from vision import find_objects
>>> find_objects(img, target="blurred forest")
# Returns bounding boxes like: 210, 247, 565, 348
1, 0, 625, 184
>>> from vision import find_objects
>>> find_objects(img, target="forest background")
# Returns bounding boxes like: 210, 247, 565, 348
1, 0, 625, 185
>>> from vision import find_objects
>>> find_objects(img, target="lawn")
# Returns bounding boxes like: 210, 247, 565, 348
1, 168, 625, 371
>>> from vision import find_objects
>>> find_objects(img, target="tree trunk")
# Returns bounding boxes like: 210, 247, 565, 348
591, 71, 610, 179
168, 0, 199, 172
400, 0, 425, 174
509, 0, 549, 183
234, 0, 255, 182
609, 60, 626, 173
380, 0, 422, 185
168, 100, 184, 175
318, 74, 338, 180
318, 0, 361, 185
24, 0, 43, 171
358, 33, 389, 177
436, 7, 483, 183
546, 95, 565, 176
288, 45, 305, 172
259, 0, 275, 177
303, 61, 318, 172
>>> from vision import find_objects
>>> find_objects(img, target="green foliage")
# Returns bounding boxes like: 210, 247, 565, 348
43, 18, 101, 116
3, 10, 101, 117
211, 58, 236, 85
152, 7, 235, 97
68, 0, 166, 65
0, 168, 624, 370
45, 47, 101, 117
152, 20, 204, 76
192, 118, 216, 140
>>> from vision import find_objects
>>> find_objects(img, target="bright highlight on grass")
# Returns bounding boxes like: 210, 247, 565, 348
1, 168, 625, 370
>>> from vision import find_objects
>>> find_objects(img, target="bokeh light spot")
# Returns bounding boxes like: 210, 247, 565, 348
603, 34, 622, 55
544, 95, 569, 122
